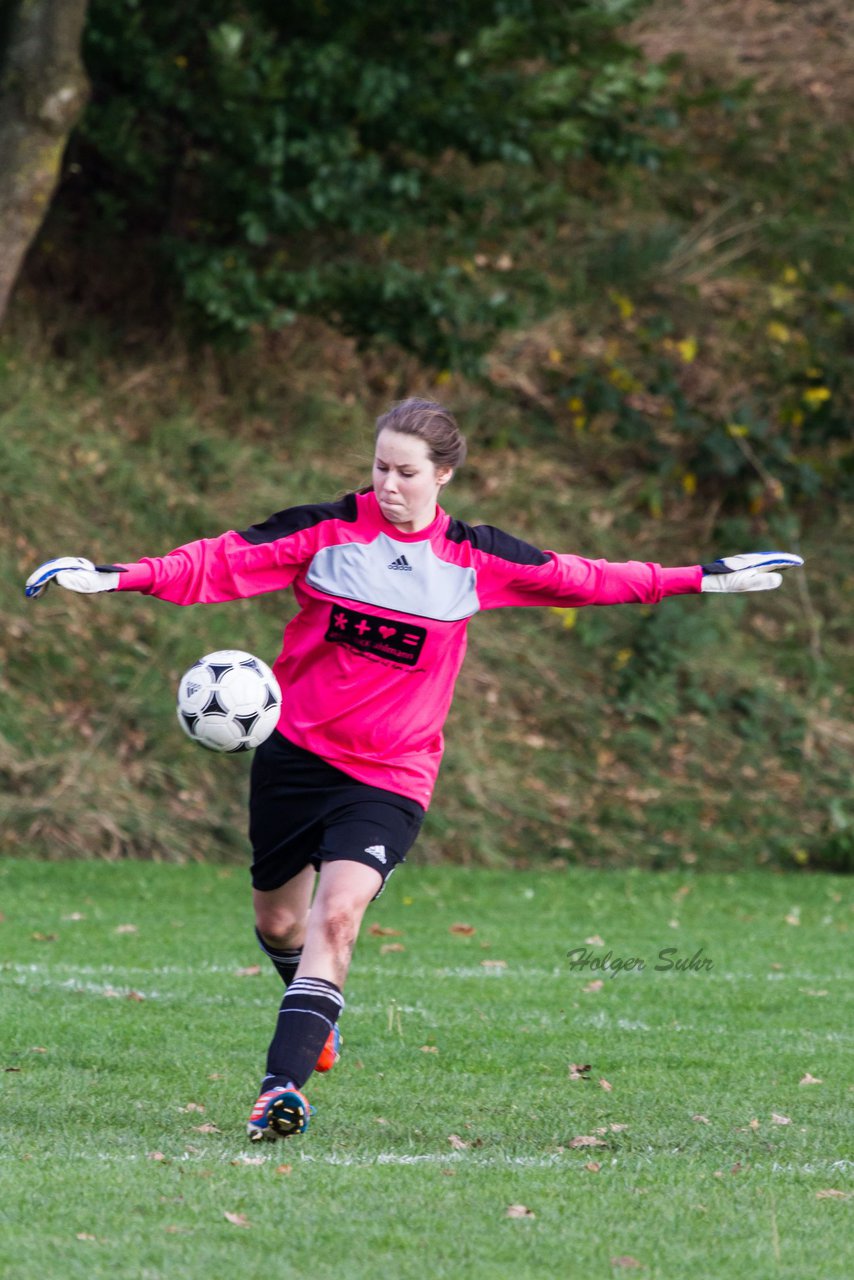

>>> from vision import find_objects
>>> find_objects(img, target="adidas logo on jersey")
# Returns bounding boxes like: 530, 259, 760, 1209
387, 555, 413, 572
364, 844, 387, 864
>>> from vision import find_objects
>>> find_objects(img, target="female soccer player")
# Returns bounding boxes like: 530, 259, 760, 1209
25, 398, 803, 1141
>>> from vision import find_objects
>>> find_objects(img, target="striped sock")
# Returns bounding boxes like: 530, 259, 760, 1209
255, 927, 302, 987
262, 976, 344, 1091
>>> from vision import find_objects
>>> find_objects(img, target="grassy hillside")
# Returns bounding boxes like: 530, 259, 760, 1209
1, 0, 851, 873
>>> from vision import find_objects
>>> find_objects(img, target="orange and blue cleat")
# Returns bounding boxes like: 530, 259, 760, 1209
315, 1025, 341, 1074
247, 1083, 312, 1141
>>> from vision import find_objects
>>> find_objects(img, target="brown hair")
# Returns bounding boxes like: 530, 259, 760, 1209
375, 398, 467, 472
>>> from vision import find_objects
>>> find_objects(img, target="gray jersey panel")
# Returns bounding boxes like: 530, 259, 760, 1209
305, 534, 479, 621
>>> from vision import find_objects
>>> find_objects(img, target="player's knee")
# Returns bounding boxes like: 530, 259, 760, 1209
319, 904, 359, 957
255, 908, 307, 949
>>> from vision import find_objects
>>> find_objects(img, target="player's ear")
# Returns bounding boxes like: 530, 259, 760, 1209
436, 466, 453, 488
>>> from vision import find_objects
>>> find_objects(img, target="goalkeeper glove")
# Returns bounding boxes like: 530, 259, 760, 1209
700, 552, 804, 593
25, 557, 125, 598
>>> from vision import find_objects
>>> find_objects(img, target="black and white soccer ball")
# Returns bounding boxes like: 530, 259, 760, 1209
176, 650, 281, 752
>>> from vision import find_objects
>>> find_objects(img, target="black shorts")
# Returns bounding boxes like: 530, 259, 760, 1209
249, 732, 424, 896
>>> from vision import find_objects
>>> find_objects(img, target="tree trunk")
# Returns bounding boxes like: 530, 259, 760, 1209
0, 0, 91, 325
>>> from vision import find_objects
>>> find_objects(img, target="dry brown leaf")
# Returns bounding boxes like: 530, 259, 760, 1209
584, 1161, 602, 1173
194, 1123, 221, 1134
599, 1077, 613, 1092
235, 965, 262, 977
420, 1045, 439, 1053
380, 942, 405, 954
181, 1102, 205, 1113
224, 1212, 251, 1228
569, 1135, 606, 1149
147, 1151, 167, 1162
231, 1156, 264, 1166
115, 924, 138, 934
126, 991, 145, 1002
608, 1124, 628, 1133
748, 1118, 760, 1131
450, 923, 476, 936
610, 1257, 643, 1269
816, 1189, 848, 1200
31, 932, 58, 942
784, 909, 800, 926
276, 1164, 293, 1175
583, 979, 604, 993
692, 1115, 710, 1124
368, 924, 403, 937
799, 1073, 822, 1085
76, 1233, 98, 1242
506, 1204, 535, 1218
569, 1063, 591, 1080
447, 1133, 469, 1150
480, 959, 506, 968
30, 1047, 47, 1054
771, 1113, 791, 1125
585, 934, 605, 946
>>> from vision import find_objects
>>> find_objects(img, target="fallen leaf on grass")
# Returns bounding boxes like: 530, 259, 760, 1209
584, 1161, 602, 1173
31, 932, 58, 942
224, 1212, 251, 1228
115, 924, 138, 934
450, 923, 476, 936
181, 1103, 205, 1113
147, 1152, 168, 1162
599, 1077, 613, 1092
569, 1135, 606, 1149
784, 909, 800, 926
692, 1115, 710, 1124
380, 943, 405, 954
30, 1047, 47, 1054
194, 1123, 221, 1134
583, 979, 604, 993
235, 965, 262, 977
368, 924, 403, 937
480, 959, 506, 969
76, 1233, 98, 1242
62, 912, 86, 921
275, 1164, 293, 1175
506, 1204, 535, 1219
816, 1189, 848, 1200
771, 1113, 791, 1125
420, 1045, 439, 1053
126, 991, 145, 1002
610, 1257, 643, 1270
231, 1156, 264, 1166
585, 934, 605, 946
594, 1124, 628, 1135
569, 1063, 591, 1080
447, 1133, 469, 1150
800, 1073, 822, 1085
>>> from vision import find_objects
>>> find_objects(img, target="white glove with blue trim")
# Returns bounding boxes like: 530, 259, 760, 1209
25, 557, 124, 598
700, 552, 804, 593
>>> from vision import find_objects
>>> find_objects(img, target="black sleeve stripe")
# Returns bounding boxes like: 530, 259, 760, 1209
445, 518, 549, 566
238, 493, 359, 545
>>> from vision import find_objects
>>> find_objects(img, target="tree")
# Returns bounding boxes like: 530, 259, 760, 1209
39, 1, 659, 365
0, 0, 91, 324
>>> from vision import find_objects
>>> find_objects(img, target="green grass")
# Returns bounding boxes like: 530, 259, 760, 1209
1, 859, 850, 1279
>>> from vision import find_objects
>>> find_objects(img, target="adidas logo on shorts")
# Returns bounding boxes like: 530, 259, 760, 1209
364, 844, 387, 864
387, 555, 412, 572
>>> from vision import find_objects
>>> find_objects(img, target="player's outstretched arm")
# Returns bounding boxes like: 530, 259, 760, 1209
700, 552, 804, 593
24, 557, 125, 598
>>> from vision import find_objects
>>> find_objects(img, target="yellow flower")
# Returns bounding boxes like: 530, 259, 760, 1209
726, 423, 749, 438
609, 291, 635, 320
682, 472, 697, 496
676, 336, 698, 364
782, 266, 799, 285
567, 396, 584, 413
435, 370, 453, 386
572, 414, 587, 431
613, 648, 633, 670
548, 348, 562, 364
802, 386, 831, 409
766, 321, 791, 344
550, 607, 577, 630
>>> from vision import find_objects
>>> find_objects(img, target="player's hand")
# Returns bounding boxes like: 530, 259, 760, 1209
700, 552, 804, 593
24, 557, 124, 598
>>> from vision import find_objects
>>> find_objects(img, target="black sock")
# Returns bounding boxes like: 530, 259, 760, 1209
262, 976, 344, 1091
255, 926, 302, 987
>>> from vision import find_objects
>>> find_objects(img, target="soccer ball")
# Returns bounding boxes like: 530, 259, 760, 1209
176, 650, 281, 752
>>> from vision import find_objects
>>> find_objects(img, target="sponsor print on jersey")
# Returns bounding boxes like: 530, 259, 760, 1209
324, 604, 427, 666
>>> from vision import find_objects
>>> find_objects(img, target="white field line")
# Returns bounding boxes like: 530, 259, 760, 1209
6, 1148, 852, 1174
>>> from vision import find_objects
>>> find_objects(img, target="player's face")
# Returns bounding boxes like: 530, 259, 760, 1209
373, 429, 452, 533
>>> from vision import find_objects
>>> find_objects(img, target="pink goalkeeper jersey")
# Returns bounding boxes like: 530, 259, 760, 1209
116, 491, 702, 807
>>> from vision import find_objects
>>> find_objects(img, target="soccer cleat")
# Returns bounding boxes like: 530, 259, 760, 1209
315, 1025, 341, 1074
247, 1083, 312, 1141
